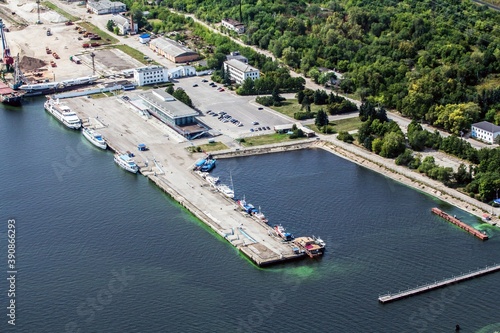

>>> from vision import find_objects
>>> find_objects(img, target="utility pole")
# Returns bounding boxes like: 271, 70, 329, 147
90, 52, 95, 75
36, 0, 41, 24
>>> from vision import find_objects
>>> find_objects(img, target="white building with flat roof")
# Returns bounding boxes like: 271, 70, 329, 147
86, 0, 126, 15
223, 59, 260, 84
133, 66, 169, 86
168, 66, 196, 79
221, 18, 245, 34
471, 121, 500, 144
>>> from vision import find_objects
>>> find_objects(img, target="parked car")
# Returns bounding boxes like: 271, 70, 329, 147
252, 121, 259, 125
219, 89, 225, 92
250, 128, 254, 132
202, 79, 208, 82
192, 84, 198, 87
258, 107, 264, 110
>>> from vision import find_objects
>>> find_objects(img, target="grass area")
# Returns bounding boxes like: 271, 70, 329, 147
269, 99, 326, 119
331, 117, 363, 132
86, 91, 123, 99
477, 74, 500, 91
78, 22, 119, 44
239, 133, 298, 147
306, 117, 362, 134
188, 142, 229, 152
43, 2, 80, 22
111, 45, 153, 65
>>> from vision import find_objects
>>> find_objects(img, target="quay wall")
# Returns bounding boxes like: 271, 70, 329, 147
212, 139, 316, 159
105, 141, 303, 267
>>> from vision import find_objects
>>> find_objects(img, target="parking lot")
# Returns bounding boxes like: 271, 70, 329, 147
172, 76, 294, 139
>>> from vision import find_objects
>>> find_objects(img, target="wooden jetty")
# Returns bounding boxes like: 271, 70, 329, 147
431, 207, 489, 240
378, 263, 500, 303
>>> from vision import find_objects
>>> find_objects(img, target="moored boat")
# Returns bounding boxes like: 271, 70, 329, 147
274, 225, 293, 241
44, 98, 81, 129
237, 196, 257, 214
82, 127, 107, 150
217, 184, 234, 198
206, 175, 219, 186
114, 153, 139, 173
293, 236, 326, 258
200, 158, 216, 172
253, 206, 268, 223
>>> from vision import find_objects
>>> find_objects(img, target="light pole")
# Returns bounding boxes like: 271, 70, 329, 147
90, 52, 95, 75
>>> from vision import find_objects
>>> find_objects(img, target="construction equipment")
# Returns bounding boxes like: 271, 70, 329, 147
0, 18, 14, 71
12, 54, 28, 89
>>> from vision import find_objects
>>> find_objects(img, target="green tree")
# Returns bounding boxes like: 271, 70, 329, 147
433, 103, 481, 135
380, 132, 406, 158
315, 109, 329, 127
395, 149, 415, 166
106, 20, 115, 32
337, 131, 354, 143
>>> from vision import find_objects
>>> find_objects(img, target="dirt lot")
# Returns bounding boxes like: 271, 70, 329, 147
0, 0, 141, 82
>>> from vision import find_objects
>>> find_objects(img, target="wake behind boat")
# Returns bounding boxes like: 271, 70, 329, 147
114, 153, 139, 173
82, 127, 107, 150
44, 98, 81, 129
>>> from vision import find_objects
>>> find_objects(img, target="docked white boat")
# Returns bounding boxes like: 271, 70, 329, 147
44, 98, 81, 129
206, 175, 219, 187
217, 184, 234, 198
82, 127, 107, 150
253, 206, 268, 223
114, 153, 139, 174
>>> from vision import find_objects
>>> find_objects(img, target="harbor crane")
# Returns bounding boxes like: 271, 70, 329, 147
0, 19, 14, 71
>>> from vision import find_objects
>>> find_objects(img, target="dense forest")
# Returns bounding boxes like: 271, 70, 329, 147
120, 0, 500, 203
125, 0, 500, 132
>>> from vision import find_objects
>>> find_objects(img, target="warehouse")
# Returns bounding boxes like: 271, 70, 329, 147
149, 38, 199, 63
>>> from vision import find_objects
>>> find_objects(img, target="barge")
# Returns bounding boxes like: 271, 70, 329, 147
431, 207, 488, 240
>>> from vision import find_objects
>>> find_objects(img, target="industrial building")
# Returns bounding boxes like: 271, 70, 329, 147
168, 66, 196, 79
138, 89, 207, 139
133, 66, 169, 86
86, 0, 126, 15
109, 14, 138, 35
223, 59, 260, 84
149, 38, 199, 63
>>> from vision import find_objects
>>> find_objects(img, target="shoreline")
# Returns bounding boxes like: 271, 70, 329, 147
206, 136, 498, 228
314, 139, 499, 227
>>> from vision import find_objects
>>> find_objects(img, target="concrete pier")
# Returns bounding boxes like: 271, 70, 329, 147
378, 263, 500, 303
65, 93, 306, 266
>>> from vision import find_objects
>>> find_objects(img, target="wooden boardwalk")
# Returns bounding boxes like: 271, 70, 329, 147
379, 263, 500, 303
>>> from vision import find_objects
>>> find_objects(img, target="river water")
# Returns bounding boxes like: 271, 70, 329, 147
1, 99, 499, 332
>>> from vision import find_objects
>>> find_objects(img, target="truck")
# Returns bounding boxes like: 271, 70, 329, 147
70, 55, 81, 64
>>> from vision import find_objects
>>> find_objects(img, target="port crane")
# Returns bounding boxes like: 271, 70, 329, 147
0, 18, 14, 71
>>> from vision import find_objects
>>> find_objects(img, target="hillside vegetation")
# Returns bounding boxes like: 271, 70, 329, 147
121, 0, 500, 201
